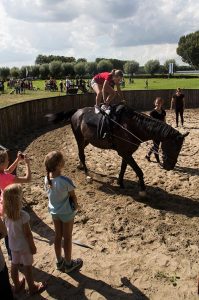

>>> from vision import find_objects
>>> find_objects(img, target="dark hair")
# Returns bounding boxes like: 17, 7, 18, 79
111, 69, 123, 78
44, 151, 64, 187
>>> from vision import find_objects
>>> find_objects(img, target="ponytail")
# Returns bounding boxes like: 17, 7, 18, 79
46, 168, 52, 187
111, 69, 123, 78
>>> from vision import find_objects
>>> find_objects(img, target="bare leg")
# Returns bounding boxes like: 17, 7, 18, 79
52, 219, 63, 261
11, 263, 20, 291
24, 265, 45, 295
92, 84, 103, 106
62, 219, 74, 263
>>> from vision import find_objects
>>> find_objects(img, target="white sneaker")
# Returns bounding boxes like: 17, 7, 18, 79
105, 108, 111, 115
101, 104, 107, 111
94, 105, 100, 114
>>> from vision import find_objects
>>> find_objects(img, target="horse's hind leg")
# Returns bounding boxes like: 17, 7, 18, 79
77, 141, 88, 174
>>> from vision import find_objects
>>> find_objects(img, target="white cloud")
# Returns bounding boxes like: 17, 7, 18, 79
0, 0, 198, 67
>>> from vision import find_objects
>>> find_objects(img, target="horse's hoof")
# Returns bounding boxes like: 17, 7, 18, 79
139, 191, 147, 197
77, 165, 84, 171
86, 176, 92, 183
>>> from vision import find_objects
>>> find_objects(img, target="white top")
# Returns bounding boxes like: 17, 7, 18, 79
5, 210, 30, 252
0, 246, 5, 272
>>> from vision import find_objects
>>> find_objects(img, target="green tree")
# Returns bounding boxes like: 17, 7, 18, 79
74, 62, 86, 76
10, 67, 20, 78
31, 65, 40, 78
177, 31, 199, 67
109, 59, 125, 70
124, 60, 139, 76
76, 58, 87, 63
39, 64, 49, 79
0, 67, 10, 79
144, 59, 160, 75
35, 54, 76, 65
49, 60, 62, 78
85, 62, 97, 75
61, 62, 75, 76
97, 59, 113, 72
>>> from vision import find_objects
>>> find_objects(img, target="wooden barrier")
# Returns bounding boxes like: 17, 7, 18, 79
0, 89, 199, 145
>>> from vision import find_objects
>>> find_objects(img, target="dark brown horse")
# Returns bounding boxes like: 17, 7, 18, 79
49, 104, 189, 195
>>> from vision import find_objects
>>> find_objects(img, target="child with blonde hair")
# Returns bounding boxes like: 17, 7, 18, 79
0, 150, 31, 259
44, 151, 83, 273
3, 184, 46, 295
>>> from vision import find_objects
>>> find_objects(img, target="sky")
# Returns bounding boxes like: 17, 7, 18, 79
0, 0, 198, 67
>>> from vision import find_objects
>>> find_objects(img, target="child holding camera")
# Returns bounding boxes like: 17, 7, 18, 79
44, 151, 83, 273
0, 150, 31, 259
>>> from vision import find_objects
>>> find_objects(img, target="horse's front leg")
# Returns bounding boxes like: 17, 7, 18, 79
124, 155, 146, 195
117, 158, 127, 188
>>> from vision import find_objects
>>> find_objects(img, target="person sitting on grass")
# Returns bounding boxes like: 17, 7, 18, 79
3, 184, 46, 296
44, 151, 83, 273
91, 69, 124, 114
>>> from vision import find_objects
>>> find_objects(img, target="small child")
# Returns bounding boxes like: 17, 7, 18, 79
44, 151, 83, 273
145, 97, 166, 163
3, 184, 46, 295
0, 150, 31, 259
0, 217, 14, 299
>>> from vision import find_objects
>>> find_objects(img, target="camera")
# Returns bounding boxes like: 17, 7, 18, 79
19, 153, 25, 159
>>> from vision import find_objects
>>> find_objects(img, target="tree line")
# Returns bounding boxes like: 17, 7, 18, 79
0, 58, 195, 80
0, 30, 198, 80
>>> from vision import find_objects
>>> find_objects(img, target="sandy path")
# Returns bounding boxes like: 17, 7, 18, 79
3, 109, 199, 300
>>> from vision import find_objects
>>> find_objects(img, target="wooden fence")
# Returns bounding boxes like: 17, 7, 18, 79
0, 89, 199, 145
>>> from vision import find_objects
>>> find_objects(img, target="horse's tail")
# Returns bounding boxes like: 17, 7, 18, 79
45, 108, 77, 124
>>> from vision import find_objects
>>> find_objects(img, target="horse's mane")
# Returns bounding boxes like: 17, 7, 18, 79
124, 105, 179, 139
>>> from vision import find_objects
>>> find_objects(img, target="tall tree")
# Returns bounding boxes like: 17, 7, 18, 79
144, 59, 160, 75
85, 62, 97, 75
10, 67, 20, 78
61, 62, 75, 76
124, 60, 139, 76
49, 61, 62, 77
177, 31, 199, 68
0, 67, 10, 79
74, 62, 86, 76
39, 64, 49, 79
97, 59, 113, 72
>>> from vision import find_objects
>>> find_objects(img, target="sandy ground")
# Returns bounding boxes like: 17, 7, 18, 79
2, 109, 199, 300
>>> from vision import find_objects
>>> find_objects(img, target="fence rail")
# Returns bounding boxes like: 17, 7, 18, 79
0, 89, 199, 145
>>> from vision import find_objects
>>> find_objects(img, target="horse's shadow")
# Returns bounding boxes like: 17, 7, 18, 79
68, 271, 150, 300
91, 174, 199, 218
175, 165, 199, 176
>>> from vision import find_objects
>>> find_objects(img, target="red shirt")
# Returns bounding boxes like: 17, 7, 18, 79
94, 72, 114, 87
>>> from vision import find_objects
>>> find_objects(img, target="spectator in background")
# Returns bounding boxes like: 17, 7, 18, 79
65, 77, 71, 93
59, 80, 64, 93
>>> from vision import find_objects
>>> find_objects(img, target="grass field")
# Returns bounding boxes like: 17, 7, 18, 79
0, 78, 199, 108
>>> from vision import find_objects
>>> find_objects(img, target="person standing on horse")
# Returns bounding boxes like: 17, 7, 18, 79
145, 97, 166, 163
170, 88, 185, 127
91, 69, 123, 114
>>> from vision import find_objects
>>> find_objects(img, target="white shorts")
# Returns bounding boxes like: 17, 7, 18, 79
91, 78, 97, 88
11, 250, 33, 266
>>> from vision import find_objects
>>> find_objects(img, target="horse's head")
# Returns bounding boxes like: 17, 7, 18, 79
161, 132, 189, 170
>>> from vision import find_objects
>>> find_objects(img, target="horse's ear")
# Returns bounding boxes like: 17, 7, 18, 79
182, 132, 189, 138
